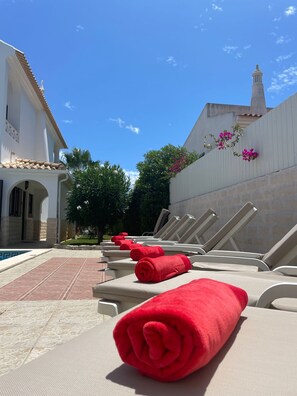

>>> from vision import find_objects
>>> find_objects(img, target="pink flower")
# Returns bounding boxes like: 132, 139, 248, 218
242, 148, 258, 161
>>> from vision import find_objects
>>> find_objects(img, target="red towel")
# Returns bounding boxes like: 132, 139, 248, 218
120, 243, 143, 251
113, 278, 248, 382
135, 254, 191, 282
114, 238, 130, 246
130, 246, 165, 261
119, 232, 129, 236
111, 235, 125, 243
117, 239, 134, 246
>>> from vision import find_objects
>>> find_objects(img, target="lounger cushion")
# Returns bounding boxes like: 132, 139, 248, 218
0, 307, 296, 395
93, 270, 297, 309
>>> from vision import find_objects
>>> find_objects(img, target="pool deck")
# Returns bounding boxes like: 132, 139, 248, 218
0, 246, 111, 377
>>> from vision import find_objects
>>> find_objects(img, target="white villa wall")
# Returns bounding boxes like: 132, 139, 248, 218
184, 104, 251, 154
0, 42, 14, 163
19, 89, 37, 158
170, 93, 297, 253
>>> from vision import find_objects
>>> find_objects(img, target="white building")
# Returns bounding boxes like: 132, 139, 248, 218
0, 39, 73, 247
170, 67, 297, 253
184, 65, 271, 155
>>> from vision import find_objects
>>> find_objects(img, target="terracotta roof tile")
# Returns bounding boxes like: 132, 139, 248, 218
0, 158, 65, 171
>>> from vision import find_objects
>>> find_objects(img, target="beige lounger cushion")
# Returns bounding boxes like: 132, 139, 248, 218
0, 306, 296, 395
93, 270, 297, 309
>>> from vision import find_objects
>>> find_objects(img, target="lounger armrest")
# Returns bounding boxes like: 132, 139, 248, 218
163, 245, 207, 254
190, 254, 270, 271
273, 266, 297, 277
206, 250, 263, 259
256, 283, 297, 308
143, 240, 176, 246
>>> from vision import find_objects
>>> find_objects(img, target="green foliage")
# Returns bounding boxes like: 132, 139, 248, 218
66, 162, 130, 242
61, 148, 98, 172
124, 144, 200, 234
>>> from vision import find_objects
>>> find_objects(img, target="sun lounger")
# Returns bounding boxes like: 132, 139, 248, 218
101, 214, 188, 251
190, 222, 297, 271
103, 202, 256, 260
93, 268, 297, 316
103, 202, 257, 275
101, 214, 179, 247
1, 304, 296, 395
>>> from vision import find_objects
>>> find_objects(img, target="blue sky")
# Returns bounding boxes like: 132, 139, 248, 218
1, 1, 297, 182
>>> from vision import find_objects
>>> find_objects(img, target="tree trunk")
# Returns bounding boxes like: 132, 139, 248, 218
97, 227, 104, 244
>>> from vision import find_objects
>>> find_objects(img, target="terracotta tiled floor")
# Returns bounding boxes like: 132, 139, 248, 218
0, 257, 110, 301
0, 249, 112, 377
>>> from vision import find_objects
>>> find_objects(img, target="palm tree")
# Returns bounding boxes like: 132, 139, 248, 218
61, 148, 98, 172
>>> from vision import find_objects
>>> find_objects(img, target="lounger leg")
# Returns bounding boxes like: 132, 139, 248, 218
98, 300, 120, 317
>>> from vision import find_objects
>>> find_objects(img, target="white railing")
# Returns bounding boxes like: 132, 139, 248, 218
170, 93, 297, 204
5, 120, 19, 143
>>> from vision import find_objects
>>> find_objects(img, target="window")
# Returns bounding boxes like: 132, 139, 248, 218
9, 187, 22, 217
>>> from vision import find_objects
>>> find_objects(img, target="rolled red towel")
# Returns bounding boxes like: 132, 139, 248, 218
135, 254, 191, 282
114, 238, 128, 246
113, 278, 248, 382
130, 246, 165, 261
119, 232, 129, 236
111, 235, 125, 243
120, 243, 143, 251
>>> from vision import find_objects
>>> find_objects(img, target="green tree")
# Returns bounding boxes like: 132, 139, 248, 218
61, 148, 98, 172
66, 162, 130, 242
125, 144, 200, 233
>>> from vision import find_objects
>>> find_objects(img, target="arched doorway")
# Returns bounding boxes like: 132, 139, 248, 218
8, 180, 48, 244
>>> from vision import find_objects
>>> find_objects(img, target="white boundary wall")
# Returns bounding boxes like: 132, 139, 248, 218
171, 93, 297, 204
169, 93, 297, 253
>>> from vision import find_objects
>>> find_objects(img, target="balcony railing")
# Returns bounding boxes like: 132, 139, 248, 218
5, 120, 19, 143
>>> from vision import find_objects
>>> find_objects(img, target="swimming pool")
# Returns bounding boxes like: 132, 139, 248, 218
0, 250, 31, 261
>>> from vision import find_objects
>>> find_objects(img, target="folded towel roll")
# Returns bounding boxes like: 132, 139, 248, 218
130, 246, 164, 261
120, 242, 143, 251
135, 254, 191, 282
114, 239, 134, 246
113, 278, 248, 382
111, 235, 125, 243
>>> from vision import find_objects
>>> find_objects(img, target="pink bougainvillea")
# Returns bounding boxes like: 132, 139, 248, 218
204, 125, 259, 162
242, 148, 258, 161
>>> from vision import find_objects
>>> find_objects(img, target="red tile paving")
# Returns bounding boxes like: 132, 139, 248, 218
0, 257, 111, 301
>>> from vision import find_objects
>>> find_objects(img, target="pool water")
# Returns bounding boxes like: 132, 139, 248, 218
0, 250, 31, 261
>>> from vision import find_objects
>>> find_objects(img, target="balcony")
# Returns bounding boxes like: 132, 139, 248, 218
5, 120, 19, 143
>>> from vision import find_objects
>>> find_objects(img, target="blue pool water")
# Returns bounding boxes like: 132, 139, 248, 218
0, 250, 31, 261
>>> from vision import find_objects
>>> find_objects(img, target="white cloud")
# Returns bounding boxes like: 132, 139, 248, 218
62, 119, 73, 124
268, 66, 297, 92
166, 56, 177, 67
275, 35, 291, 44
64, 101, 75, 110
109, 117, 125, 128
284, 6, 296, 16
109, 117, 140, 134
212, 3, 223, 11
243, 44, 251, 50
124, 170, 139, 187
125, 124, 140, 134
223, 45, 238, 54
235, 52, 242, 59
76, 24, 84, 32
276, 53, 294, 62
273, 17, 281, 22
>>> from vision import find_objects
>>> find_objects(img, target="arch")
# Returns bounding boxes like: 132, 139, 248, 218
6, 179, 49, 245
